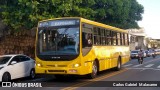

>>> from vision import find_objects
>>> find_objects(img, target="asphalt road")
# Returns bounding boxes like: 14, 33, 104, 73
1, 55, 160, 90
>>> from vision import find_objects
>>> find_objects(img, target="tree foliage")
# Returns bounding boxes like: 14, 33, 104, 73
0, 0, 144, 31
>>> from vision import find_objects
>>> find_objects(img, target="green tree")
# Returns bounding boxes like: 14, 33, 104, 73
0, 0, 144, 31
93, 0, 144, 29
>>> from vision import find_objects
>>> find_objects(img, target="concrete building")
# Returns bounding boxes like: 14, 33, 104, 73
128, 28, 147, 50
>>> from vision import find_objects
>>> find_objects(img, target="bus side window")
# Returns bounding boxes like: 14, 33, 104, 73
87, 33, 93, 46
82, 32, 87, 48
82, 24, 93, 56
82, 32, 93, 48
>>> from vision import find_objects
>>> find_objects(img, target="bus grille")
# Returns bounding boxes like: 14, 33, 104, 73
48, 70, 66, 73
46, 65, 67, 67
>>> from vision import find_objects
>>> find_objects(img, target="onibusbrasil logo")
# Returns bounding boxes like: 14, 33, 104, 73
2, 82, 42, 87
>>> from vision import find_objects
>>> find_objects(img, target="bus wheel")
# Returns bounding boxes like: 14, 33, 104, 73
115, 57, 121, 71
88, 60, 98, 79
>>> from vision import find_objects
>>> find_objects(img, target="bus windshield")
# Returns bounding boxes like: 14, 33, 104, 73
37, 26, 79, 56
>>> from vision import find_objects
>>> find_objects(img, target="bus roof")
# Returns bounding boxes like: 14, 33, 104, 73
39, 17, 128, 33
80, 18, 128, 33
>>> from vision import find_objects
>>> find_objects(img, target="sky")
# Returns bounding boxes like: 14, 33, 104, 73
137, 0, 160, 39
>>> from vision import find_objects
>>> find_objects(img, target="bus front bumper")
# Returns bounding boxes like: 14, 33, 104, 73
35, 66, 90, 75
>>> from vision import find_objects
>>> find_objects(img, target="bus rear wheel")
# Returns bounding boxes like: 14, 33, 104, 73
88, 60, 98, 79
114, 57, 121, 71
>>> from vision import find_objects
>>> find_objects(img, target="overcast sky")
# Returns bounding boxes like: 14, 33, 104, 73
137, 0, 160, 39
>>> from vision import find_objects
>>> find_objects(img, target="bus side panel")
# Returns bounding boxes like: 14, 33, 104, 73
93, 46, 130, 71
121, 47, 130, 65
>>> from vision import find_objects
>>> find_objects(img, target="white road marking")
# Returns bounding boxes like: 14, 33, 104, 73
154, 69, 160, 71
140, 69, 146, 71
144, 64, 154, 68
128, 68, 160, 71
133, 64, 143, 67
157, 65, 160, 68
123, 64, 133, 67
143, 58, 160, 64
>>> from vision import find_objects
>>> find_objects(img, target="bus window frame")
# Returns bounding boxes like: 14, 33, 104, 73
82, 23, 93, 56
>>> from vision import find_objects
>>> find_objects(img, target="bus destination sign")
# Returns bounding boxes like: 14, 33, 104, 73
39, 19, 79, 27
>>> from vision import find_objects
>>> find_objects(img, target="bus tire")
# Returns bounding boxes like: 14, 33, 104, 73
88, 60, 98, 79
114, 57, 121, 71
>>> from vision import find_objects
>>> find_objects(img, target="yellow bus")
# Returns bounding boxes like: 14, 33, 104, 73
35, 17, 130, 79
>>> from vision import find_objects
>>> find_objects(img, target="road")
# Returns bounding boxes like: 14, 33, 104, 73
1, 55, 160, 90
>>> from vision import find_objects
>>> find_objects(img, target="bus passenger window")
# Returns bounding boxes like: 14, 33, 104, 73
82, 32, 93, 48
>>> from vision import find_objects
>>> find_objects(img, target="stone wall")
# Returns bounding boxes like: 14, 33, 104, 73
0, 30, 36, 58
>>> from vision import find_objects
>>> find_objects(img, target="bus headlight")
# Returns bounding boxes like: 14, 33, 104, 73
72, 63, 80, 68
37, 63, 41, 67
36, 62, 42, 67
